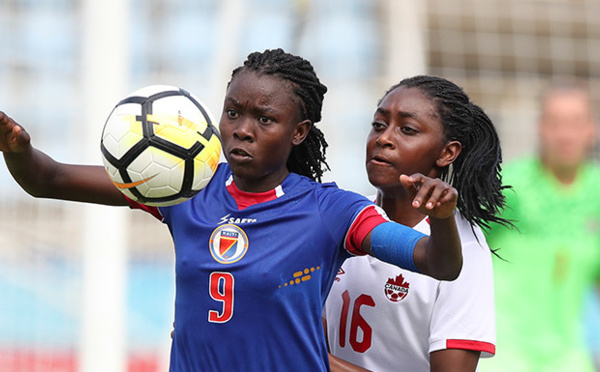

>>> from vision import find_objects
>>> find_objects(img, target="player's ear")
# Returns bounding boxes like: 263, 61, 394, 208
436, 140, 462, 168
292, 119, 312, 146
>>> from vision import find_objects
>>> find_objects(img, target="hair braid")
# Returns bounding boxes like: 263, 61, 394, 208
230, 49, 330, 182
383, 75, 512, 231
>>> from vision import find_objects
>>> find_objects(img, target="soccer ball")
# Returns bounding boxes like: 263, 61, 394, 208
100, 85, 221, 207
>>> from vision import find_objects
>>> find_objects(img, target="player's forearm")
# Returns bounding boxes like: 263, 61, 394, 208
4, 147, 127, 205
4, 146, 59, 198
416, 215, 462, 281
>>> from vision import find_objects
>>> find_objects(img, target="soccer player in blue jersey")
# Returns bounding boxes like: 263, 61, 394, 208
0, 49, 462, 371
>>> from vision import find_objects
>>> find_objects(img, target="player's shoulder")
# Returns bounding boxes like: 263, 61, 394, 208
454, 211, 491, 255
215, 162, 231, 177
284, 172, 334, 190
454, 211, 479, 238
303, 176, 370, 201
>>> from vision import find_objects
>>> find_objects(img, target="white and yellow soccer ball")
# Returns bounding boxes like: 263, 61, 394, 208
101, 85, 221, 207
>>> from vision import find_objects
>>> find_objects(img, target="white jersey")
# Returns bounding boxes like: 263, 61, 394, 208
324, 211, 496, 372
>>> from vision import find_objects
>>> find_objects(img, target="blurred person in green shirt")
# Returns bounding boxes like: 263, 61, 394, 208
479, 76, 600, 372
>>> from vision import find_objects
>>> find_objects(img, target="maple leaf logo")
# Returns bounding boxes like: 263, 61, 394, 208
384, 274, 410, 302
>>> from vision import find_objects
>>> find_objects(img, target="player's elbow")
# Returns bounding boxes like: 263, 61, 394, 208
438, 263, 462, 281
414, 242, 463, 281
425, 256, 462, 281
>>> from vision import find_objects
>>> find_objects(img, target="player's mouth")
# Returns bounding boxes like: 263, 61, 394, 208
369, 155, 393, 166
229, 147, 253, 162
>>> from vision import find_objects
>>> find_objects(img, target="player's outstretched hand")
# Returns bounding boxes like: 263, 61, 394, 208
0, 111, 31, 154
400, 173, 458, 220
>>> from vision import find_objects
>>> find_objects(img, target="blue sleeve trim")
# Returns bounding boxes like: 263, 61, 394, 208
370, 222, 426, 273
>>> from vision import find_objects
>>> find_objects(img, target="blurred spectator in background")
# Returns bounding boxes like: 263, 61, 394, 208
479, 76, 600, 372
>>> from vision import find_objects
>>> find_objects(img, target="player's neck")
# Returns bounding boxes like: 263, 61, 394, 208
226, 176, 284, 210
232, 169, 290, 193
376, 190, 426, 228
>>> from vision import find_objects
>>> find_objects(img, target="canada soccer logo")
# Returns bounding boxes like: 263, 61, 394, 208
384, 274, 410, 302
209, 224, 249, 264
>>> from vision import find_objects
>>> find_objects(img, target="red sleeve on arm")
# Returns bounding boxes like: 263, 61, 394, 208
124, 195, 164, 221
344, 205, 388, 256
446, 339, 496, 355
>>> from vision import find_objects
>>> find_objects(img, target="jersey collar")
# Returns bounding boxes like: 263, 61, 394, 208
225, 175, 285, 210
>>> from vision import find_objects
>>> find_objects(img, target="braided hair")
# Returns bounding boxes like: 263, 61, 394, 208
228, 48, 330, 182
381, 75, 512, 231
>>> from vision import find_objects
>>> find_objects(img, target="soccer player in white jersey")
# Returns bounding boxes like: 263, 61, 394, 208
324, 75, 512, 372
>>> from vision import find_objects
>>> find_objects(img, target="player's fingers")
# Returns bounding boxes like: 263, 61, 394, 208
412, 179, 442, 209
412, 180, 433, 208
13, 125, 30, 147
1, 121, 30, 153
0, 112, 13, 136
399, 174, 416, 195
421, 183, 448, 210
0, 116, 16, 152
437, 185, 458, 205
401, 173, 433, 208
400, 173, 427, 192
426, 182, 458, 211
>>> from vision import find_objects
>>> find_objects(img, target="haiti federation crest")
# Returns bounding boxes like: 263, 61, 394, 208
209, 224, 249, 264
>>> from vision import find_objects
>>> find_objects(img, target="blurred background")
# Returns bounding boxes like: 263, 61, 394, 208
0, 0, 599, 371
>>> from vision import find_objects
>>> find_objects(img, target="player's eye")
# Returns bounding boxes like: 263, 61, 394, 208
400, 125, 418, 134
258, 116, 273, 125
372, 121, 386, 130
226, 109, 239, 119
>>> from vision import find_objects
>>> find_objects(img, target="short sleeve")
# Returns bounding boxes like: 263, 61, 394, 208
429, 223, 496, 357
315, 186, 388, 255
124, 195, 165, 222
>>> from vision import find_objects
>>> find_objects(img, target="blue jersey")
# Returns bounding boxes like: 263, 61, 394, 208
130, 163, 389, 371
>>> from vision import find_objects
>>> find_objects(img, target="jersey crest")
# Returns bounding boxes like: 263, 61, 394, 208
384, 274, 410, 302
334, 267, 345, 282
209, 224, 249, 264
